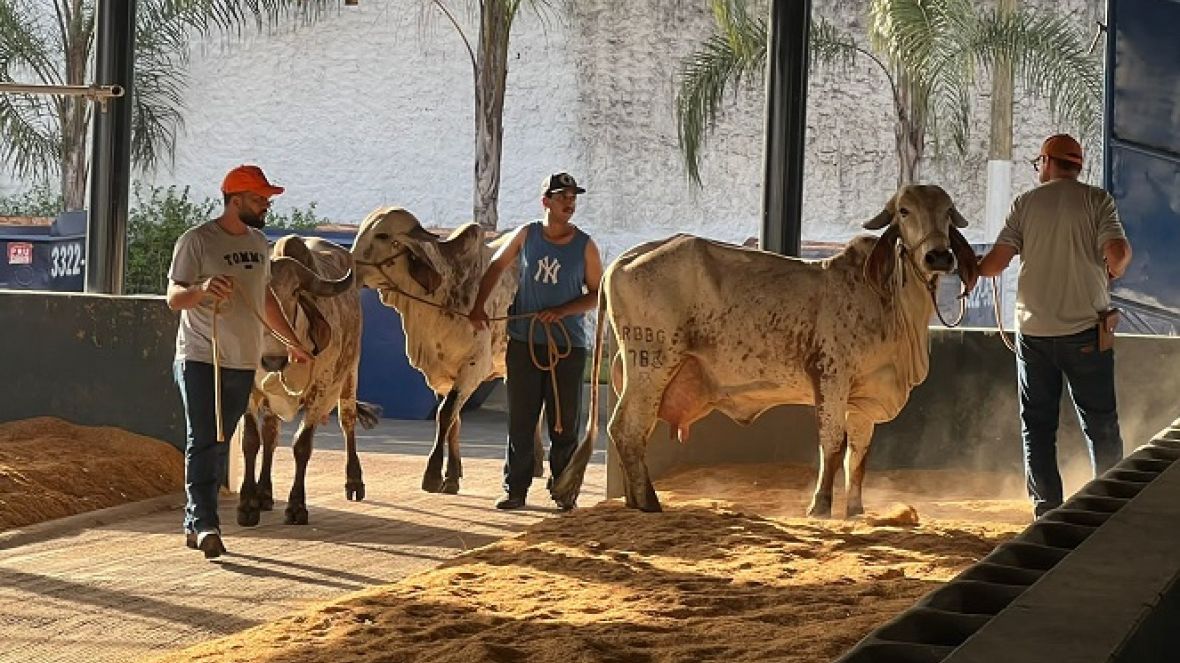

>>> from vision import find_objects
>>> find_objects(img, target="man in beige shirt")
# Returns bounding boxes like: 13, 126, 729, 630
979, 134, 1133, 518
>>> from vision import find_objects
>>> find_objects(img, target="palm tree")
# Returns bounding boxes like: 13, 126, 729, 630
424, 0, 554, 231
0, 0, 337, 211
675, 0, 1102, 189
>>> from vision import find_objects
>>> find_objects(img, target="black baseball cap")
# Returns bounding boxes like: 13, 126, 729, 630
542, 172, 586, 195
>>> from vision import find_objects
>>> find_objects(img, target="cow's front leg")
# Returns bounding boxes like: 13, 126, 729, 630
256, 410, 280, 511
844, 416, 876, 518
422, 389, 459, 493
808, 387, 849, 519
284, 418, 316, 525
440, 408, 467, 495
236, 411, 263, 527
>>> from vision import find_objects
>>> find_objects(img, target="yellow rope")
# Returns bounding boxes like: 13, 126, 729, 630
212, 300, 224, 443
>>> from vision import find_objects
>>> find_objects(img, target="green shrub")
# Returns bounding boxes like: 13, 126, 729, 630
124, 183, 326, 295
0, 182, 64, 217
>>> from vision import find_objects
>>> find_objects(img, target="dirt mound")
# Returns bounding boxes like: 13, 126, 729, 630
0, 417, 184, 531
151, 464, 1029, 663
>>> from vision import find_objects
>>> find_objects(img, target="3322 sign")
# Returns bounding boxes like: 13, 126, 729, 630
50, 242, 84, 279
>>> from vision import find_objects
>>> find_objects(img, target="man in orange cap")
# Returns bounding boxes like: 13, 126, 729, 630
979, 134, 1133, 519
165, 164, 311, 558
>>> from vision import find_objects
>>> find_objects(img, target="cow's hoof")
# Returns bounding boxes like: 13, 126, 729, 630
638, 501, 663, 513
807, 499, 833, 519
845, 503, 865, 519
346, 481, 366, 501
258, 489, 274, 512
439, 477, 460, 495
421, 474, 444, 493
237, 504, 261, 527
284, 505, 309, 525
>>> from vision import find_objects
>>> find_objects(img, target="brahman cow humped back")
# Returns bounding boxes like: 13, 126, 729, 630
351, 207, 520, 494
237, 235, 378, 527
552, 184, 979, 518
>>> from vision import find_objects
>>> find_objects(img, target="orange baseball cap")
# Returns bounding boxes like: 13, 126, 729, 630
1039, 134, 1084, 166
221, 165, 285, 197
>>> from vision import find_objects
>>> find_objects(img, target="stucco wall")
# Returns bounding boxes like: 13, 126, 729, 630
134, 0, 1105, 265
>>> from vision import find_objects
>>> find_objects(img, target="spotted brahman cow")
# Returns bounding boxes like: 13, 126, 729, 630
351, 207, 540, 495
553, 184, 979, 518
237, 235, 379, 527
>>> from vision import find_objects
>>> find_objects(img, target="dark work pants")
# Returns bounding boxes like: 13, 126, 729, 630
174, 360, 255, 534
503, 340, 587, 498
1017, 329, 1123, 518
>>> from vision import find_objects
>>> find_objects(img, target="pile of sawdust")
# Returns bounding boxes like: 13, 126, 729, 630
152, 463, 1030, 663
0, 417, 184, 531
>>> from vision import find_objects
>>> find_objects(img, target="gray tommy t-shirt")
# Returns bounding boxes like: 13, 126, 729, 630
168, 220, 270, 369
995, 178, 1126, 336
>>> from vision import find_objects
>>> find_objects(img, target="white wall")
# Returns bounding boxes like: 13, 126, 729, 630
4, 0, 1104, 273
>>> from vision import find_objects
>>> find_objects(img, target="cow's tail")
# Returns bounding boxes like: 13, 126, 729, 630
356, 401, 383, 430
550, 284, 609, 506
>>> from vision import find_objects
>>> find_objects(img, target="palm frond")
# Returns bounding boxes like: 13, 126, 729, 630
132, 1, 191, 173
674, 0, 766, 184
0, 1, 63, 86
965, 9, 1102, 143
156, 0, 340, 38
0, 93, 60, 181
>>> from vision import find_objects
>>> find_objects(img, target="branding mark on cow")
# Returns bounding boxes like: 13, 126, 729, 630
618, 326, 667, 344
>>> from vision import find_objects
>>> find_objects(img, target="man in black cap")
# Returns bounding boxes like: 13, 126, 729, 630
468, 172, 604, 511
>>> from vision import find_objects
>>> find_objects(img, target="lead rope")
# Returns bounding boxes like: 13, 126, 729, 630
357, 258, 573, 431
894, 239, 968, 327
992, 276, 1017, 353
212, 301, 224, 443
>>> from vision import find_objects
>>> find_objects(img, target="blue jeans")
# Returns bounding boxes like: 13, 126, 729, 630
173, 360, 255, 534
1017, 329, 1122, 517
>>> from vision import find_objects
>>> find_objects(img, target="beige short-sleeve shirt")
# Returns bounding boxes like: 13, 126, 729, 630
995, 178, 1126, 337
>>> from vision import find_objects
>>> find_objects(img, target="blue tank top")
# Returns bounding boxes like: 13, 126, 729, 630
507, 221, 590, 348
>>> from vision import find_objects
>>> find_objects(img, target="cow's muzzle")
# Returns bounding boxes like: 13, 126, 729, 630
923, 248, 955, 273
261, 355, 289, 372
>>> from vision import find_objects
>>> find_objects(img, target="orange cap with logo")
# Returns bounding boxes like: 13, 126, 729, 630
221, 165, 285, 198
1039, 134, 1084, 166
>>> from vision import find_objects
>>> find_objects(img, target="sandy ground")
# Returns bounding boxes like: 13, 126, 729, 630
0, 417, 183, 531
151, 463, 1031, 663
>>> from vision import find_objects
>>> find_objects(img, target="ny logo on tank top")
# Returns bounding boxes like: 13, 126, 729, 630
535, 255, 561, 284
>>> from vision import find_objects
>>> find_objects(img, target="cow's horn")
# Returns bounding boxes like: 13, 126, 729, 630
274, 256, 355, 297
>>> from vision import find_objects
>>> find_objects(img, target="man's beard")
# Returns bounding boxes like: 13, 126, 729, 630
241, 209, 266, 229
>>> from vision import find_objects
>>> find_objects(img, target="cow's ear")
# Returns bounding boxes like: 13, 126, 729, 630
407, 246, 443, 295
949, 225, 980, 293
297, 294, 332, 355
864, 224, 900, 297
863, 194, 897, 230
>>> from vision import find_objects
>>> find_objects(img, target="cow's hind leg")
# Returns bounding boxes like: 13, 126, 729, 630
610, 390, 661, 512
843, 416, 875, 518
256, 411, 280, 511
236, 411, 263, 527
285, 416, 317, 525
422, 389, 460, 493
808, 383, 849, 519
339, 393, 365, 502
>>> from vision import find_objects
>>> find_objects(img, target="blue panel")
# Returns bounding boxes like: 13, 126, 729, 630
1109, 146, 1180, 317
1111, 0, 1180, 155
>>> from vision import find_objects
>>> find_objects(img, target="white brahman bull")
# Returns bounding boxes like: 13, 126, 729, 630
237, 235, 378, 527
552, 184, 979, 518
350, 207, 540, 495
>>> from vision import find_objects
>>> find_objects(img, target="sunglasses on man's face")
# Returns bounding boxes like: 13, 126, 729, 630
1029, 155, 1046, 173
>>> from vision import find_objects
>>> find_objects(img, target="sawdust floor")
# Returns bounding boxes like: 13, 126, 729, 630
153, 463, 1031, 663
0, 417, 183, 531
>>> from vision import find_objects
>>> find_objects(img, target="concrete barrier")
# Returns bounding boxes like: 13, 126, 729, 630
834, 422, 1180, 663
0, 291, 184, 449
606, 328, 1180, 497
